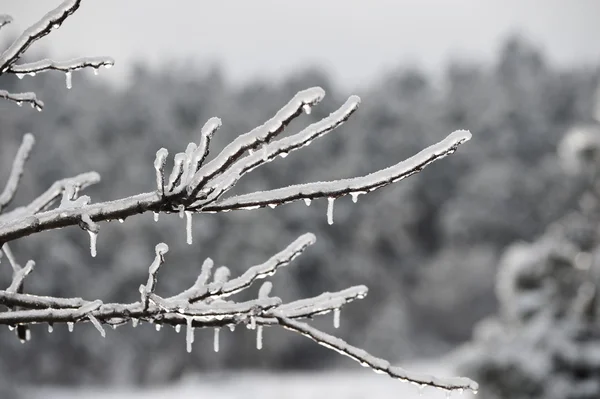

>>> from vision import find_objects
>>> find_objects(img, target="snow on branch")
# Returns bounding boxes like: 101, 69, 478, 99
0, 89, 470, 244
276, 317, 478, 393
0, 90, 43, 111
0, 232, 477, 393
1, 72, 475, 390
0, 134, 35, 213
8, 56, 114, 75
0, 0, 114, 108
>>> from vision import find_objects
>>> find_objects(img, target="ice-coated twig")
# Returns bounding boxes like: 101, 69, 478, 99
0, 172, 100, 226
0, 134, 35, 213
154, 148, 169, 198
0, 90, 44, 110
198, 95, 360, 204
188, 87, 326, 197
187, 233, 315, 302
0, 95, 470, 244
0, 0, 82, 72
8, 56, 114, 75
276, 317, 478, 393
202, 130, 471, 212
0, 0, 114, 109
191, 117, 221, 174
140, 243, 169, 310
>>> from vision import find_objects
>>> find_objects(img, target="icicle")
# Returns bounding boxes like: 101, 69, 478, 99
8, 325, 14, 331
256, 326, 263, 350
118, 218, 124, 223
417, 385, 424, 396
175, 324, 181, 333
178, 204, 185, 219
52, 23, 60, 30
88, 230, 98, 257
250, 316, 256, 330
304, 198, 311, 206
65, 71, 72, 89
279, 152, 288, 158
186, 317, 194, 353
16, 73, 24, 79
104, 64, 113, 69
35, 104, 42, 112
131, 319, 139, 328
67, 322, 74, 332
153, 212, 159, 222
16, 101, 22, 107
28, 72, 36, 77
155, 324, 162, 331
228, 324, 236, 332
445, 390, 451, 399
213, 328, 220, 352
333, 308, 340, 328
302, 104, 312, 115
185, 211, 193, 245
48, 324, 54, 333
327, 197, 335, 225
350, 192, 361, 203
93, 67, 99, 76
268, 203, 277, 209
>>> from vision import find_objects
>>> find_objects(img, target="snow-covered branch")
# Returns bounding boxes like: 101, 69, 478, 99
0, 3, 476, 389
0, 134, 35, 213
0, 0, 114, 108
0, 90, 43, 111
0, 102, 470, 244
276, 317, 478, 393
0, 231, 478, 393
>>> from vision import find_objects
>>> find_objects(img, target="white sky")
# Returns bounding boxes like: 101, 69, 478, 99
2, 1, 599, 89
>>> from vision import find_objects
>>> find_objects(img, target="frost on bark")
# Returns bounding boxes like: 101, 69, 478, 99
0, 0, 477, 394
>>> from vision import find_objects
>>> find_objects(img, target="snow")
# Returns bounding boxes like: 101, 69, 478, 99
26, 360, 464, 399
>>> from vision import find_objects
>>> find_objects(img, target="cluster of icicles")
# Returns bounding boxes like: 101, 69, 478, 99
9, 305, 343, 353
79, 191, 367, 262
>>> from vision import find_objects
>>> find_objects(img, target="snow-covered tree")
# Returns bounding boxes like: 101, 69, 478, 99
0, 0, 478, 395
456, 84, 600, 399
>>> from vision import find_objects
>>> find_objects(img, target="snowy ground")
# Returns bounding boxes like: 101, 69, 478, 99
27, 359, 475, 399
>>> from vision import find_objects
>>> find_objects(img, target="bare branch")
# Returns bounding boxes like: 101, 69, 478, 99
0, 90, 43, 111
276, 317, 478, 393
0, 134, 35, 213
200, 95, 361, 204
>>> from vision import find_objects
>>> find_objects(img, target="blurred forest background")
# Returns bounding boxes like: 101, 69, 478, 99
1, 33, 600, 396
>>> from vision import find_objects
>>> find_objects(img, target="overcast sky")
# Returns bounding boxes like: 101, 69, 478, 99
2, 1, 599, 89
